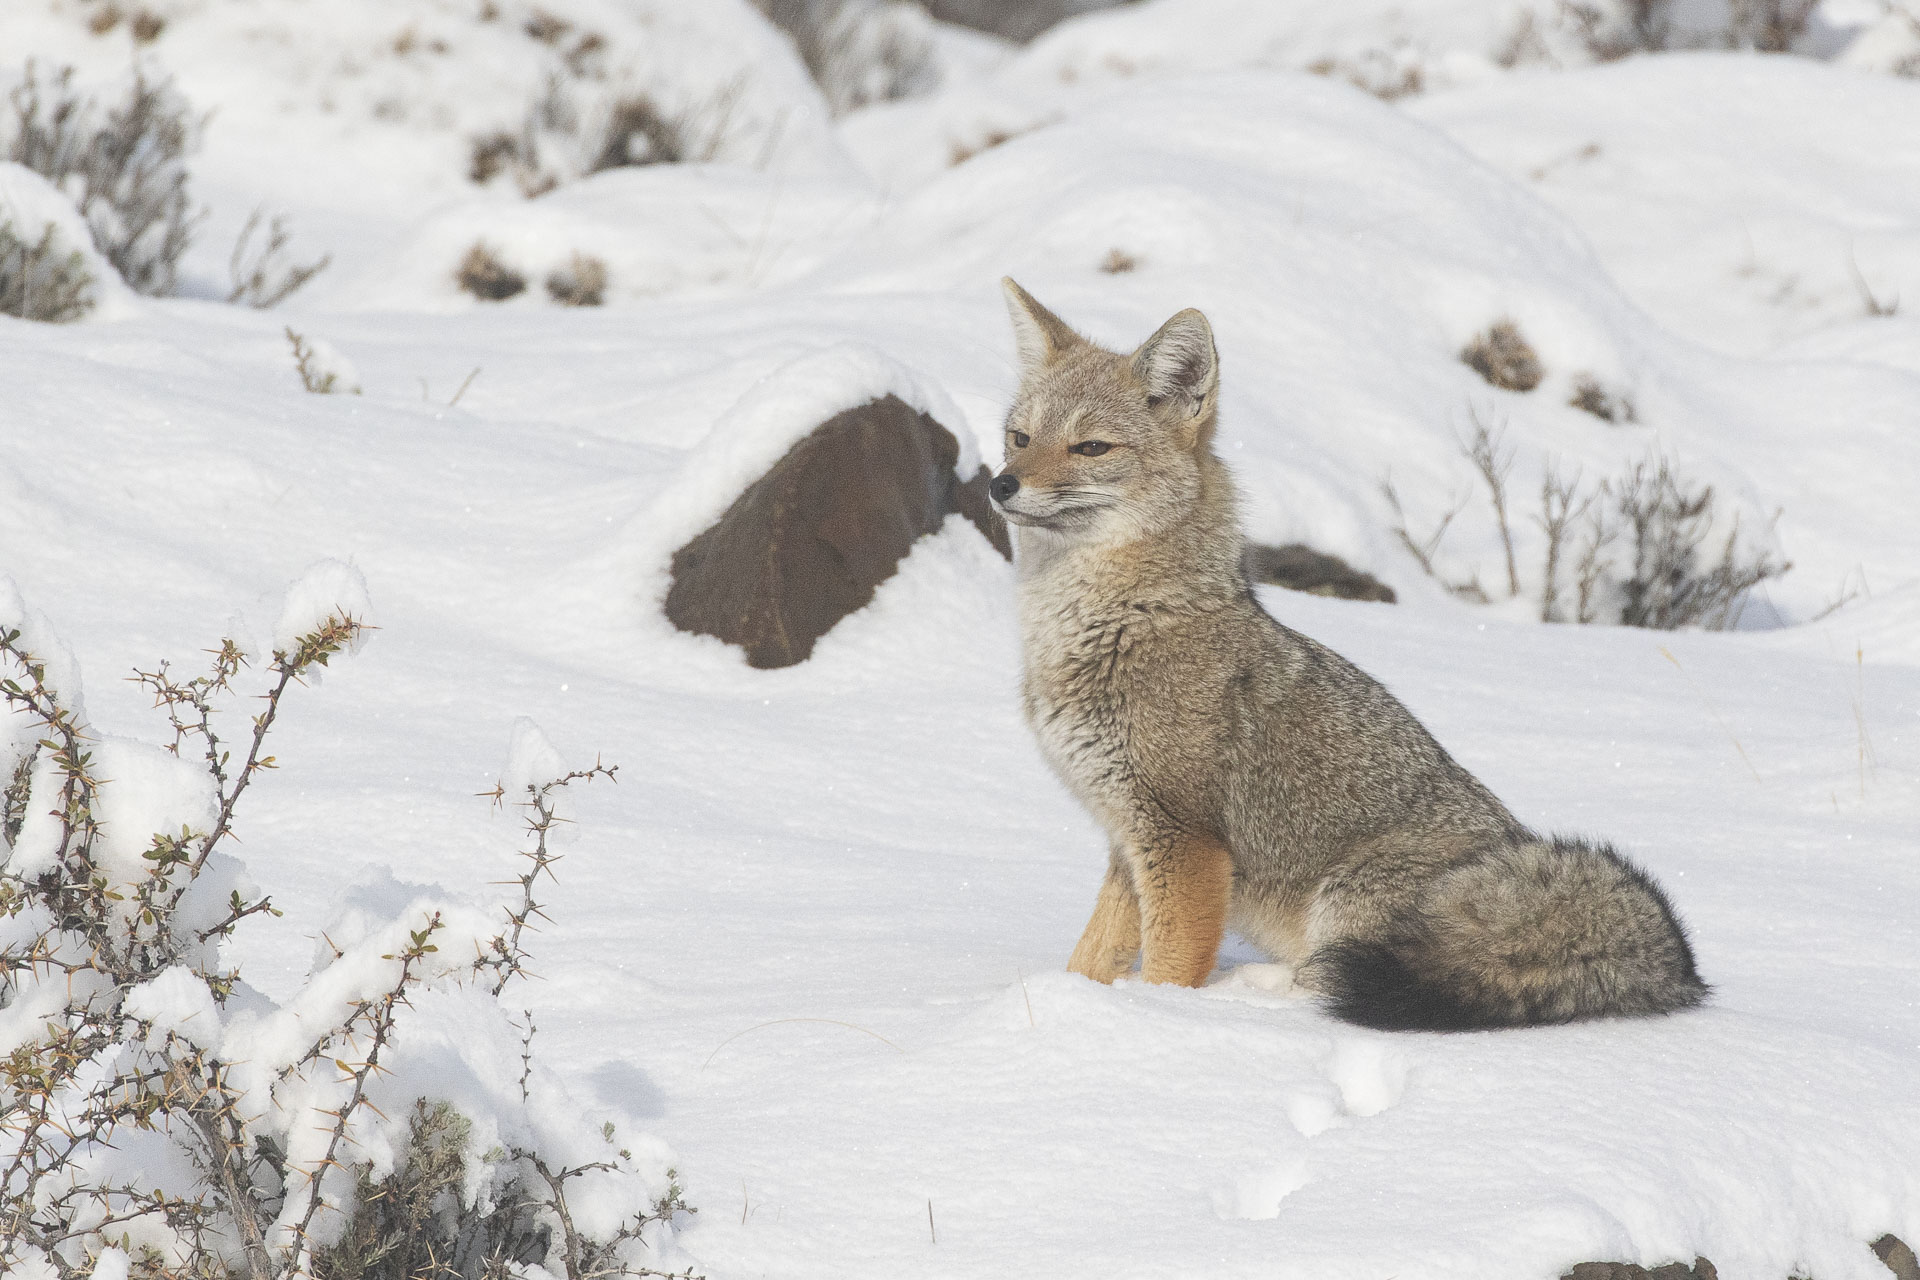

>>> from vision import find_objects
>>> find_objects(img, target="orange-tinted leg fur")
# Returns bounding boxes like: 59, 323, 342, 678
1067, 857, 1142, 983
1136, 836, 1232, 987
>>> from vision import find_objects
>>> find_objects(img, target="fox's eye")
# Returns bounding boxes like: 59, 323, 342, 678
1009, 430, 1030, 448
1069, 440, 1112, 457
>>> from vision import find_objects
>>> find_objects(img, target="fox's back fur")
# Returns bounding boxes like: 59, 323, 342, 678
991, 279, 1705, 1031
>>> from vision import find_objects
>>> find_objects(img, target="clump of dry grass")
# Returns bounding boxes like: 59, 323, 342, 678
1306, 51, 1425, 100
1569, 373, 1635, 423
588, 95, 695, 170
458, 241, 528, 301
1461, 319, 1543, 392
948, 125, 1021, 166
547, 253, 608, 306
1098, 247, 1138, 274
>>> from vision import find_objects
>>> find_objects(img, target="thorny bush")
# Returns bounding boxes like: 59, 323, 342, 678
0, 586, 698, 1280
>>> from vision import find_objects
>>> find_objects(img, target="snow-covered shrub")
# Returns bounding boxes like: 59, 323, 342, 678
0, 572, 697, 1280
0, 161, 130, 323
756, 0, 938, 115
4, 61, 200, 297
1560, 0, 1821, 57
0, 218, 94, 323
285, 328, 361, 395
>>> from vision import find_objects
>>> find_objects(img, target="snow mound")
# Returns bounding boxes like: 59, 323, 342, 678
271, 559, 373, 657
820, 72, 1833, 616
1411, 54, 1920, 358
835, 0, 1905, 191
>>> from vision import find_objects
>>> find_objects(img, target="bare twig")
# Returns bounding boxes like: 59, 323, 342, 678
227, 209, 331, 308
1461, 408, 1520, 598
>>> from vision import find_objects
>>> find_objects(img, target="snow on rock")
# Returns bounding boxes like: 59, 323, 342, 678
270, 558, 373, 657
631, 342, 978, 619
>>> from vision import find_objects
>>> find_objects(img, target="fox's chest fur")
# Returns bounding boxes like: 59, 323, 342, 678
1016, 549, 1229, 833
1019, 589, 1140, 825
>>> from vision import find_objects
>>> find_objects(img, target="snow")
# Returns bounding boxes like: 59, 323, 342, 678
271, 558, 373, 656
1408, 54, 1920, 357
4, 1, 1920, 1277
124, 964, 224, 1050
87, 734, 217, 883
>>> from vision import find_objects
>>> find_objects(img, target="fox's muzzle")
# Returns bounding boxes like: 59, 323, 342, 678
989, 473, 1020, 504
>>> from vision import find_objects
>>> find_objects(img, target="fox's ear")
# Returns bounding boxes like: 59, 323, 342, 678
1131, 309, 1218, 433
1001, 277, 1082, 374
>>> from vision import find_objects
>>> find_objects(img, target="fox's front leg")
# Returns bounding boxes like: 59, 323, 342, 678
1131, 831, 1232, 987
1067, 845, 1142, 983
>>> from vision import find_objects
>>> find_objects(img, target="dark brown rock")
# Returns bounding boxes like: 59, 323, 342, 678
1561, 1260, 1716, 1280
665, 394, 1010, 668
1877, 1235, 1920, 1280
1244, 542, 1396, 603
1563, 1264, 1641, 1280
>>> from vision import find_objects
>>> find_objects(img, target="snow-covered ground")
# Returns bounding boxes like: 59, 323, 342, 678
4, 1, 1920, 1277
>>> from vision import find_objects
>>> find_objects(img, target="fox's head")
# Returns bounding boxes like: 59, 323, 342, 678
992, 278, 1220, 546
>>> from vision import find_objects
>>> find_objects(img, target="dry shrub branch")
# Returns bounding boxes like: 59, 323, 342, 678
1384, 406, 1787, 628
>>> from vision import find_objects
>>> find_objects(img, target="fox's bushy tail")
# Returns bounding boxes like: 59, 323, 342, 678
1308, 836, 1707, 1032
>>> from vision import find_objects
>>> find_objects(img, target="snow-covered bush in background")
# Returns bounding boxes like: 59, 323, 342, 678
0, 568, 697, 1280
3, 60, 198, 297
460, 0, 853, 198
1, 169, 93, 323
754, 0, 940, 115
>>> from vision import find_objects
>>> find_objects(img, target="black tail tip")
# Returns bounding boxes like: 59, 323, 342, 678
1308, 938, 1504, 1032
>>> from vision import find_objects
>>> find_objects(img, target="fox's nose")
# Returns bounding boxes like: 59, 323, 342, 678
989, 473, 1020, 504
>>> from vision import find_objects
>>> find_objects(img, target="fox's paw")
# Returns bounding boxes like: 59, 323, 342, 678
1202, 962, 1308, 1001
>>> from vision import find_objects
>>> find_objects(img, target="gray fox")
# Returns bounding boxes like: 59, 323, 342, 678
989, 278, 1706, 1031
